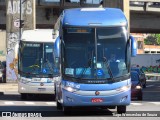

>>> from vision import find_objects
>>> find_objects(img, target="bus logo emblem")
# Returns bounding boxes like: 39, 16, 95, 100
95, 91, 100, 95
40, 83, 44, 86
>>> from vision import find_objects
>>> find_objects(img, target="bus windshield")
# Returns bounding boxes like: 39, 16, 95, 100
62, 27, 129, 80
19, 41, 54, 78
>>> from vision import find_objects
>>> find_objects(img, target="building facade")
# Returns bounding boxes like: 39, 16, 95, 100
131, 33, 160, 54
0, 0, 103, 81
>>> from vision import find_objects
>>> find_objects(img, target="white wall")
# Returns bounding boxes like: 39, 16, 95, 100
131, 54, 160, 67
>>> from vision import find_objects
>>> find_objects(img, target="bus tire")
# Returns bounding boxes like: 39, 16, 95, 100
2, 75, 6, 83
117, 106, 126, 114
53, 88, 56, 101
138, 96, 143, 101
63, 106, 71, 115
21, 93, 27, 100
56, 101, 62, 110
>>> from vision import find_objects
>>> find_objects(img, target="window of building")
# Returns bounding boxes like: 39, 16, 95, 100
0, 0, 5, 4
39, 0, 60, 6
137, 41, 143, 49
157, 51, 160, 54
85, 0, 102, 4
44, 0, 60, 2
151, 51, 156, 54
65, 0, 80, 3
144, 51, 150, 54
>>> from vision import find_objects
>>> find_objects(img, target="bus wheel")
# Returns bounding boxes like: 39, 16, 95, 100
53, 88, 56, 101
117, 106, 126, 114
56, 101, 62, 110
138, 96, 143, 101
2, 75, 6, 83
63, 107, 71, 115
21, 93, 27, 100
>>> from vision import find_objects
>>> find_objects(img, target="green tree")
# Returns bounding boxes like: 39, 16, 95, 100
144, 35, 157, 45
155, 34, 160, 45
144, 34, 160, 45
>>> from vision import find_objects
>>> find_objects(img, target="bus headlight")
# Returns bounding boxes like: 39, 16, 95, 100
117, 85, 131, 92
21, 78, 31, 84
47, 78, 54, 83
63, 86, 77, 92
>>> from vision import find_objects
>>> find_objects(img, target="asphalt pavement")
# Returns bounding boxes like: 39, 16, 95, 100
0, 82, 18, 95
0, 80, 160, 119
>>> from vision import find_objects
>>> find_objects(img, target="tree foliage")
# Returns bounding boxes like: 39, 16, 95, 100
155, 34, 160, 45
144, 34, 160, 45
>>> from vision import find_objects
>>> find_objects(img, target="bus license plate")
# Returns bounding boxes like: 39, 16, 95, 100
91, 98, 103, 103
38, 88, 46, 91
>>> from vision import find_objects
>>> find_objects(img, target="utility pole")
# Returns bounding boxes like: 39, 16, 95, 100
19, 0, 22, 42
33, 0, 36, 30
6, 0, 36, 82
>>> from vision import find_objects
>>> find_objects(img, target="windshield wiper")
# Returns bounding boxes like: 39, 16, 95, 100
103, 57, 114, 81
18, 70, 32, 77
28, 64, 40, 73
45, 59, 54, 74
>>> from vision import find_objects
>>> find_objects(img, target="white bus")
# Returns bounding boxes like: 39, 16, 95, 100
18, 29, 58, 99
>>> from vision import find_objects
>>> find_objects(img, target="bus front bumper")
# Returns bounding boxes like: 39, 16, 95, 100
18, 82, 55, 94
62, 89, 131, 107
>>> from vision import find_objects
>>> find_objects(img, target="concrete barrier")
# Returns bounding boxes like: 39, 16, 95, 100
145, 73, 160, 80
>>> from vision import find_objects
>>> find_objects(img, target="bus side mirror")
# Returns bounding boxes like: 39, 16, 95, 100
52, 29, 57, 39
53, 36, 60, 77
130, 35, 137, 57
53, 57, 60, 76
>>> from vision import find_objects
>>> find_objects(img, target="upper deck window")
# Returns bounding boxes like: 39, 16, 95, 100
70, 0, 80, 3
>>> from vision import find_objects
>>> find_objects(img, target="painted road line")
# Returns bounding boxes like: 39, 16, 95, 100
4, 101, 14, 105
24, 102, 35, 105
143, 91, 160, 92
146, 85, 154, 87
149, 102, 160, 105
45, 102, 56, 105
131, 103, 143, 106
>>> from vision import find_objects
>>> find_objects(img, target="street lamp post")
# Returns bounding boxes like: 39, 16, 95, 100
19, 0, 22, 42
